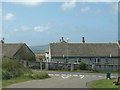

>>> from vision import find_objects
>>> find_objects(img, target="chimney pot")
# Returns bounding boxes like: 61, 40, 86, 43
82, 37, 85, 43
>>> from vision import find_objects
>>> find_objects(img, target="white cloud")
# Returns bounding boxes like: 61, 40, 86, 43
80, 6, 91, 13
61, 0, 76, 11
21, 26, 29, 31
19, 2, 42, 6
34, 23, 50, 32
4, 13, 15, 21
94, 9, 102, 14
13, 29, 18, 32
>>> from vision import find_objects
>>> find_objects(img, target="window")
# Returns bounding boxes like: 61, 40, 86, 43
97, 59, 100, 62
75, 58, 81, 63
106, 58, 109, 63
91, 58, 100, 63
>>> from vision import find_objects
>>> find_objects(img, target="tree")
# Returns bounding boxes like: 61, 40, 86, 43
78, 62, 86, 70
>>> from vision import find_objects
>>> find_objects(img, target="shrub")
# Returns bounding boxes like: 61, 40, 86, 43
78, 62, 86, 70
2, 57, 32, 80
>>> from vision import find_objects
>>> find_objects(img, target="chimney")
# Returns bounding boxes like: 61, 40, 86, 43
82, 37, 85, 43
62, 37, 64, 41
59, 39, 61, 42
1, 37, 4, 44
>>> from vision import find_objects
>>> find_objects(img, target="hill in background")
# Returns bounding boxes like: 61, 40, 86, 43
29, 45, 49, 55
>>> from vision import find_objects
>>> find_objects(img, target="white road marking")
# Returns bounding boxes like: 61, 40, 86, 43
61, 74, 66, 76
111, 76, 116, 78
48, 74, 54, 76
79, 75, 83, 77
81, 75, 84, 79
61, 76, 65, 79
67, 74, 72, 76
73, 75, 78, 77
61, 75, 71, 79
55, 74, 59, 76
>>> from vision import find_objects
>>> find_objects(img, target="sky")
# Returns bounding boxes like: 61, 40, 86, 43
1, 1, 119, 46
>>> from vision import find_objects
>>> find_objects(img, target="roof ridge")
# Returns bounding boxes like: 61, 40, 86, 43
0, 43, 25, 45
50, 43, 117, 44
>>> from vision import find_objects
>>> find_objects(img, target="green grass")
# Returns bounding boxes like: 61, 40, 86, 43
0, 80, 2, 89
32, 69, 120, 73
2, 57, 50, 88
90, 78, 119, 88
2, 57, 32, 80
2, 75, 33, 88
2, 72, 50, 88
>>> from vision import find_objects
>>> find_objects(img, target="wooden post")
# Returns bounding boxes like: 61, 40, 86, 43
71, 63, 74, 71
117, 77, 120, 85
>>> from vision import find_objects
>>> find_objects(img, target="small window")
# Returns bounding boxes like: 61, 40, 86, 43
97, 59, 100, 62
91, 58, 100, 63
106, 59, 109, 63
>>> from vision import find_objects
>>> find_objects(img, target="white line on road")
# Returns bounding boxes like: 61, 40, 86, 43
48, 74, 54, 76
61, 74, 66, 76
111, 76, 116, 78
79, 75, 83, 77
61, 75, 70, 79
81, 75, 84, 79
55, 74, 59, 76
73, 75, 78, 77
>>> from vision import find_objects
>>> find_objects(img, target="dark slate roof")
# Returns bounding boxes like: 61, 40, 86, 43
50, 43, 119, 57
0, 43, 25, 57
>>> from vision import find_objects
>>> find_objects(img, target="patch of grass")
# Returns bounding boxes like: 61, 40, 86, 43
2, 75, 33, 88
90, 78, 119, 88
2, 72, 50, 88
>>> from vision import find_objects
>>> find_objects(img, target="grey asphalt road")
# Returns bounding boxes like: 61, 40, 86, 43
7, 70, 117, 88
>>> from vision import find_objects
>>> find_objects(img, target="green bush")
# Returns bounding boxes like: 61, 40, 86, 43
2, 57, 32, 80
78, 62, 86, 70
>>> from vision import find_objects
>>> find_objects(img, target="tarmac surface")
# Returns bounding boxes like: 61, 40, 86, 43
7, 70, 118, 88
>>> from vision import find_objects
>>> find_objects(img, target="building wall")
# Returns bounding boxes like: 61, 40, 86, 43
51, 57, 119, 64
50, 57, 119, 71
14, 44, 35, 61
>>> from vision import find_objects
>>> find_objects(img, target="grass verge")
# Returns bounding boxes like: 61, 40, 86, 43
89, 78, 119, 88
2, 72, 50, 88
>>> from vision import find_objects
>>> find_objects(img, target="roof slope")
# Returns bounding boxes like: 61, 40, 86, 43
50, 43, 119, 57
0, 43, 24, 57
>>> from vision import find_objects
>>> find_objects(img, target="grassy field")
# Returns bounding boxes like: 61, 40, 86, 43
89, 78, 119, 88
2, 72, 50, 88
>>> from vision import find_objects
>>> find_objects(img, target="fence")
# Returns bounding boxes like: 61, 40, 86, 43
18, 60, 120, 72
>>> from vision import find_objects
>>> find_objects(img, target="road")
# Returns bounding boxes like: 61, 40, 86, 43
7, 70, 117, 88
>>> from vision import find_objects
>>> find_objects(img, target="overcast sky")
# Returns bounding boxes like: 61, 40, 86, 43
1, 1, 118, 46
